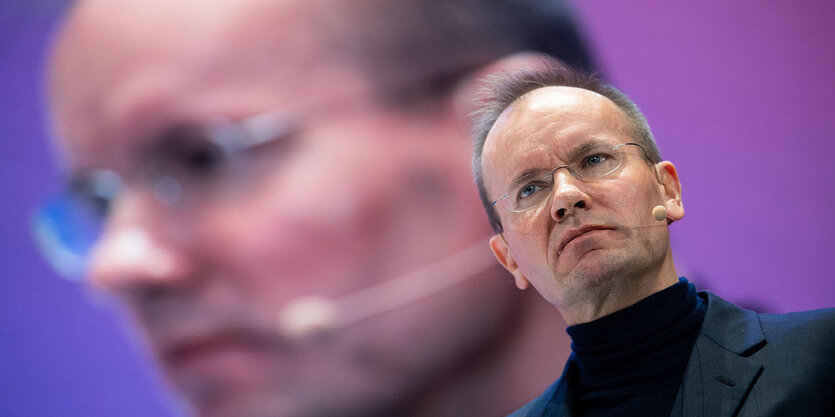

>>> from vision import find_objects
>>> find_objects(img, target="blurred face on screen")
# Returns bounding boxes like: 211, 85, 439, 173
48, 1, 512, 416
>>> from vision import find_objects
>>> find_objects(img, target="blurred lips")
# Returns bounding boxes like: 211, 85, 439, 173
159, 325, 280, 377
163, 328, 267, 364
140, 304, 288, 378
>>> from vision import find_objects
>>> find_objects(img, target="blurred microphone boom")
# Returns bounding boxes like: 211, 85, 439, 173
276, 239, 495, 341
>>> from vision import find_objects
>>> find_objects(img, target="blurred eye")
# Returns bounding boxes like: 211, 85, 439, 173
76, 192, 112, 219
177, 139, 229, 175
141, 116, 298, 201
152, 125, 240, 182
71, 170, 122, 219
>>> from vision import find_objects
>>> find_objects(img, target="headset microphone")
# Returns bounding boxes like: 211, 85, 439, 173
652, 205, 667, 222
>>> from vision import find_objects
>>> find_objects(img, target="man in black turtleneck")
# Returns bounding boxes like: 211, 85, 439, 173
470, 57, 835, 417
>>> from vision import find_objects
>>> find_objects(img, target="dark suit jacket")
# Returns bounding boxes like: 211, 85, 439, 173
509, 292, 835, 417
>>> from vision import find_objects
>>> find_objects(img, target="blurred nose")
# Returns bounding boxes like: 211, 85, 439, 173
86, 189, 193, 295
549, 169, 591, 222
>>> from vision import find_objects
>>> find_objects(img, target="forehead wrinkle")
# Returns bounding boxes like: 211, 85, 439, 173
494, 98, 585, 166
482, 116, 557, 201
508, 87, 630, 158
519, 86, 630, 138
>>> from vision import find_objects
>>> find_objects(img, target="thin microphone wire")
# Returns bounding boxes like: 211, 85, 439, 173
277, 238, 495, 339
278, 206, 672, 339
338, 238, 495, 327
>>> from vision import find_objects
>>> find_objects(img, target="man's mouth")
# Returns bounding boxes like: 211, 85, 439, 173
151, 327, 281, 411
154, 322, 285, 378
557, 225, 614, 256
164, 330, 250, 364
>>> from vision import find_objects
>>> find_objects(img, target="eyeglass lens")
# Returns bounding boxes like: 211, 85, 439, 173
32, 122, 260, 279
501, 143, 634, 212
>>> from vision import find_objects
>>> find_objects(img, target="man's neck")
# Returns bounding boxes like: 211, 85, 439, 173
559, 254, 680, 325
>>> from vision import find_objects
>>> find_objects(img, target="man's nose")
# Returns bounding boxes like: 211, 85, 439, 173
86, 190, 193, 295
549, 169, 591, 222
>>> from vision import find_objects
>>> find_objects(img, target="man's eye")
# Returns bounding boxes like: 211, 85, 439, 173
79, 193, 113, 218
167, 139, 233, 178
183, 142, 227, 173
518, 183, 544, 200
150, 124, 241, 180
582, 153, 607, 167
70, 170, 122, 220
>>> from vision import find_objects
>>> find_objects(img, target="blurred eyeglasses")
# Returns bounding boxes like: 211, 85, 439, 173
490, 142, 649, 213
32, 109, 296, 280
31, 60, 496, 281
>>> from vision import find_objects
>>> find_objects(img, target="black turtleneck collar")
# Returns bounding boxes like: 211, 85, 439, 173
565, 278, 707, 417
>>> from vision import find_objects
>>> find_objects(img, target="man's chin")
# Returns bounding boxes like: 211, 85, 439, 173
164, 358, 358, 417
175, 385, 376, 417
172, 380, 293, 417
558, 251, 630, 295
158, 349, 285, 417
556, 246, 610, 276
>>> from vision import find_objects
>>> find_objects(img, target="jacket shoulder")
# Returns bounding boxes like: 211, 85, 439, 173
507, 398, 539, 417
506, 360, 576, 417
506, 377, 562, 417
757, 306, 835, 361
758, 306, 835, 336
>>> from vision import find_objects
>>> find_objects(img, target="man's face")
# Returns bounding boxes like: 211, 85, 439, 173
49, 1, 513, 416
481, 86, 680, 313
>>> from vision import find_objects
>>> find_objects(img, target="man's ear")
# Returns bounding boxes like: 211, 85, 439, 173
489, 234, 530, 290
655, 161, 684, 222
452, 52, 554, 127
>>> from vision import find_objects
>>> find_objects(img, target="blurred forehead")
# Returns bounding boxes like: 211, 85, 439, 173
53, 0, 330, 92
49, 0, 363, 165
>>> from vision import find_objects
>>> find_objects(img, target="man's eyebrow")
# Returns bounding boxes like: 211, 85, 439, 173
507, 138, 605, 192
506, 168, 548, 192
563, 140, 602, 163
135, 122, 201, 158
504, 139, 607, 190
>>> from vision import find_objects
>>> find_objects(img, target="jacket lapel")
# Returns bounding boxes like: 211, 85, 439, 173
670, 292, 766, 417
544, 359, 577, 417
514, 358, 578, 417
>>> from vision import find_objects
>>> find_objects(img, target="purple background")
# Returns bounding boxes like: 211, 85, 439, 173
1, 1, 832, 416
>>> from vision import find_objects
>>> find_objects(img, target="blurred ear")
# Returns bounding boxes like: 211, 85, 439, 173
452, 52, 554, 127
655, 161, 684, 221
489, 234, 530, 290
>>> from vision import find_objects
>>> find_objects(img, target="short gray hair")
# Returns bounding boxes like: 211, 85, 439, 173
470, 58, 661, 232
